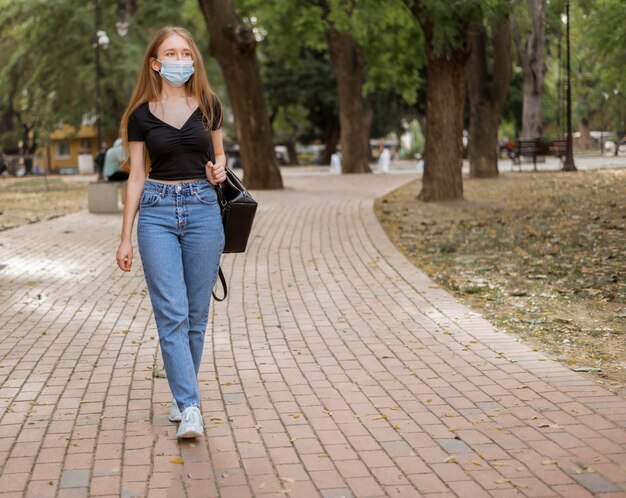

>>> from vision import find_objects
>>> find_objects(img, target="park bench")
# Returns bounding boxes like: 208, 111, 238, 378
514, 138, 568, 171
88, 181, 126, 214
514, 138, 549, 170
549, 138, 568, 164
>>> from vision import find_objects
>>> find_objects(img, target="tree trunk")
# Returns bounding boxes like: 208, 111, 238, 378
285, 139, 298, 166
321, 114, 340, 165
467, 16, 512, 178
418, 23, 467, 201
326, 28, 371, 173
578, 117, 595, 150
198, 0, 283, 189
116, 0, 135, 34
514, 0, 545, 140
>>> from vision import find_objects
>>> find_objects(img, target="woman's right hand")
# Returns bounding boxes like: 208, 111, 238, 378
116, 240, 133, 272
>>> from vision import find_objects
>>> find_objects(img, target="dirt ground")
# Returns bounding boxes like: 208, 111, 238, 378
0, 176, 89, 230
376, 169, 626, 395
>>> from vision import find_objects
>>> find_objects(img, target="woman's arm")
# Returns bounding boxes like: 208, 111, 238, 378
116, 141, 146, 272
207, 129, 227, 184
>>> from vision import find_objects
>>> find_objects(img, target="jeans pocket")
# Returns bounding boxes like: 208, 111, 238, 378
192, 187, 217, 206
140, 191, 161, 207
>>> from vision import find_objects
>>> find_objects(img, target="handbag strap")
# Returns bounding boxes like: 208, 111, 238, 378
212, 266, 227, 302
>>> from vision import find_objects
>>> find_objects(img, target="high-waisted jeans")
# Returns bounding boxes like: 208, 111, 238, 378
137, 179, 224, 412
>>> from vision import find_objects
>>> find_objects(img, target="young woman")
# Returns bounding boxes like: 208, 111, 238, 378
116, 26, 226, 439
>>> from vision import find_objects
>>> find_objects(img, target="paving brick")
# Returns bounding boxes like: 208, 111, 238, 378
569, 471, 621, 494
59, 469, 90, 489
1, 172, 626, 498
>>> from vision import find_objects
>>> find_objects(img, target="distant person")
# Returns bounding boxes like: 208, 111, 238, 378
330, 152, 341, 174
116, 26, 226, 439
502, 138, 515, 159
103, 138, 129, 182
94, 142, 107, 177
618, 134, 626, 157
0, 149, 7, 176
378, 147, 391, 173
416, 153, 424, 173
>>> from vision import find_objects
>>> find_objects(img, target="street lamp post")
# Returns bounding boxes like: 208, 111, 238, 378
563, 0, 577, 171
93, 0, 109, 181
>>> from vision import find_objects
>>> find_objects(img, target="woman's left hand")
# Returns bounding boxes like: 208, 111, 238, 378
206, 160, 226, 185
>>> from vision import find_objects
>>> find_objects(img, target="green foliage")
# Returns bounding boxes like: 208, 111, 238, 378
261, 46, 337, 144
3, 0, 620, 156
246, 0, 426, 143
271, 104, 310, 143
409, 0, 495, 56
508, 0, 626, 139
0, 0, 221, 148
571, 0, 625, 132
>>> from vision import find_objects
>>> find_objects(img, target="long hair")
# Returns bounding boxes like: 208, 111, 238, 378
120, 26, 219, 156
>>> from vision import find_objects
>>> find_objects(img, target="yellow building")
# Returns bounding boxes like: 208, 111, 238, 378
39, 125, 115, 173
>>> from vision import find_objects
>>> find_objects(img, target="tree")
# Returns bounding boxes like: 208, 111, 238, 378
572, 0, 626, 144
512, 0, 546, 140
467, 11, 512, 178
404, 0, 476, 201
262, 46, 339, 165
247, 0, 423, 172
198, 0, 282, 189
0, 0, 204, 150
314, 1, 370, 173
319, 0, 423, 172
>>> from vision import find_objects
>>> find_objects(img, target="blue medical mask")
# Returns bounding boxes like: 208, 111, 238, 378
157, 59, 195, 87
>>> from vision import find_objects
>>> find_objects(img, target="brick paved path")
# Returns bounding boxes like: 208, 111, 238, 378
1, 172, 625, 498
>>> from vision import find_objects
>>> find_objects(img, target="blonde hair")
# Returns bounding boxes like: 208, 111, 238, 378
120, 26, 219, 157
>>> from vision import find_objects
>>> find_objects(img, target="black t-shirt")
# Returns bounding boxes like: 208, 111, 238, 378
127, 97, 222, 181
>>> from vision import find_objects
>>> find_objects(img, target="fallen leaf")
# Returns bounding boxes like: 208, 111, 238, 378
444, 455, 457, 463
170, 458, 184, 464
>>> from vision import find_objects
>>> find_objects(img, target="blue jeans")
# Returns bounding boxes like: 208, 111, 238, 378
137, 179, 224, 412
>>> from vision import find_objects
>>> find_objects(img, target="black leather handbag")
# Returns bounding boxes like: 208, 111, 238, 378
217, 169, 258, 253
212, 168, 258, 301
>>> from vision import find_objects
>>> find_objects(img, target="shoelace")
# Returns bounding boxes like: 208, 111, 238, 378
184, 408, 200, 424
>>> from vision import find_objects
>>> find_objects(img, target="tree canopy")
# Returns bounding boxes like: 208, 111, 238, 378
0, 0, 623, 175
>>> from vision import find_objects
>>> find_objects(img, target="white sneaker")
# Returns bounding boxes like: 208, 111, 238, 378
168, 400, 182, 423
176, 406, 204, 439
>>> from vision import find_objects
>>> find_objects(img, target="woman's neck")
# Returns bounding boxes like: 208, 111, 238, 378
159, 85, 188, 102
